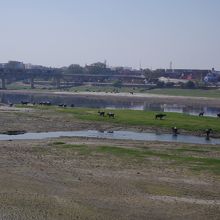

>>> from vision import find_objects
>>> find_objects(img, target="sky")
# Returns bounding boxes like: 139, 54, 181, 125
0, 0, 220, 70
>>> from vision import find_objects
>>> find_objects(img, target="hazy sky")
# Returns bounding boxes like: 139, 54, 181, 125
0, 0, 219, 69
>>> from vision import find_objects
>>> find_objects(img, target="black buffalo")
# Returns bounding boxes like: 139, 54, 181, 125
21, 101, 29, 105
107, 112, 115, 118
98, 111, 105, 117
155, 113, 166, 120
199, 112, 204, 117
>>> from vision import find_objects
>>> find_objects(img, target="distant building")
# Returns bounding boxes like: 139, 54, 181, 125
0, 63, 5, 68
159, 77, 189, 84
5, 61, 25, 70
24, 63, 33, 69
204, 68, 220, 83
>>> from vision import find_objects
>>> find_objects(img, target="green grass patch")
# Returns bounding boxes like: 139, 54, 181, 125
58, 107, 220, 133
174, 147, 210, 153
140, 184, 182, 197
55, 143, 92, 155
97, 146, 145, 158
16, 104, 220, 133
145, 88, 220, 98
96, 146, 220, 174
52, 141, 65, 145
51, 143, 220, 174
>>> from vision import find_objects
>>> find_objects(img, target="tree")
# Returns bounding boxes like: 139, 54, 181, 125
65, 64, 84, 74
113, 80, 122, 87
85, 62, 112, 75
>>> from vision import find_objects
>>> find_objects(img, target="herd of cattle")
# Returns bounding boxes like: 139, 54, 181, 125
17, 102, 217, 138
19, 101, 75, 108
154, 112, 220, 119
18, 101, 220, 119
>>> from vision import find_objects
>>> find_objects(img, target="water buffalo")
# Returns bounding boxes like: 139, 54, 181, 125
172, 127, 178, 135
58, 104, 66, 107
107, 112, 115, 118
205, 128, 213, 140
21, 101, 29, 105
39, 101, 51, 106
199, 112, 204, 117
98, 111, 105, 117
155, 113, 166, 120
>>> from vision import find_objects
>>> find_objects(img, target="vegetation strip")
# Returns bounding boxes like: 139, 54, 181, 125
53, 143, 220, 175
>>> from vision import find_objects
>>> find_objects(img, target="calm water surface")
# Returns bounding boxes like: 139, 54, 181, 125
0, 92, 220, 117
0, 130, 220, 145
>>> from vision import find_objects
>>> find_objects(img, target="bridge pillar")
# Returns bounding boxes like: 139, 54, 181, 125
56, 77, 61, 89
30, 77, 35, 89
1, 77, 6, 89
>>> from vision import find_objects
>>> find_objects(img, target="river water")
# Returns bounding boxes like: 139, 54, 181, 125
0, 130, 219, 145
0, 91, 220, 117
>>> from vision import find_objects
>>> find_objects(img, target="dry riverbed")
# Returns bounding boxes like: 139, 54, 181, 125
0, 106, 220, 219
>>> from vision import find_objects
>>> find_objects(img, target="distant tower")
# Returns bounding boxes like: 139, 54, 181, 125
104, 60, 107, 67
139, 60, 142, 70
169, 61, 173, 70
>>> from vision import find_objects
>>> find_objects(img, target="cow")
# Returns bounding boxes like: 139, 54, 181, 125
205, 128, 213, 140
58, 104, 66, 107
172, 127, 178, 136
199, 112, 204, 117
21, 101, 29, 105
217, 113, 220, 118
40, 101, 51, 106
98, 111, 105, 117
155, 113, 166, 120
107, 112, 115, 118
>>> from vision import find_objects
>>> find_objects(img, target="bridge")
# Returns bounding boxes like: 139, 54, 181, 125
0, 68, 62, 89
0, 69, 146, 89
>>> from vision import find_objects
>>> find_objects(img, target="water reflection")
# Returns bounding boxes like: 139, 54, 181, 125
0, 92, 220, 117
0, 130, 219, 145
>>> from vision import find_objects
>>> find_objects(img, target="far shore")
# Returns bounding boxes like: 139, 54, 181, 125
0, 89, 220, 107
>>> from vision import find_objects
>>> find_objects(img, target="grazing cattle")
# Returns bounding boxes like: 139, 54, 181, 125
21, 101, 29, 105
199, 112, 204, 117
58, 104, 66, 107
45, 101, 51, 106
205, 128, 213, 139
217, 113, 220, 118
155, 113, 166, 120
107, 112, 115, 118
71, 104, 75, 107
98, 111, 105, 117
172, 127, 178, 135
39, 101, 51, 106
9, 103, 13, 107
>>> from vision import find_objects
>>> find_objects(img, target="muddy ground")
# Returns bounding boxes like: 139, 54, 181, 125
0, 107, 220, 219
